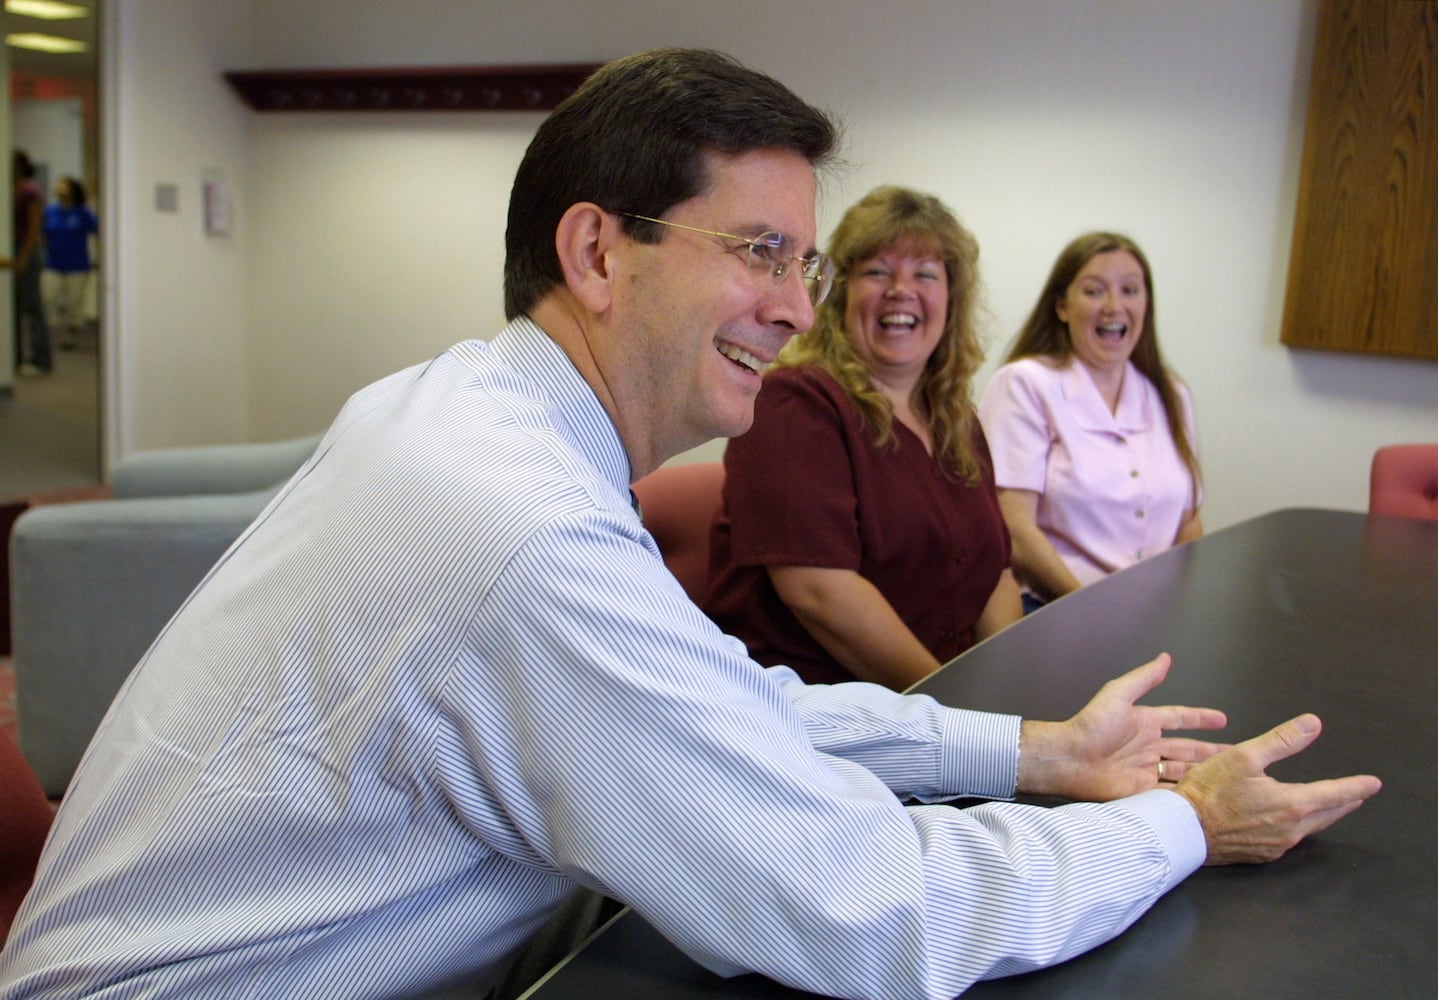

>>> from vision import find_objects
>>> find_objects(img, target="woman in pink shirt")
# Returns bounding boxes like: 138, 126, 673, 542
978, 233, 1202, 610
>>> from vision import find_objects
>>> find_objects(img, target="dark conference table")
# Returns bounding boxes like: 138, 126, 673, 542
523, 508, 1438, 999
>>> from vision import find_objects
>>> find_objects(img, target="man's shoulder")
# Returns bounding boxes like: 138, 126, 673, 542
310, 332, 634, 556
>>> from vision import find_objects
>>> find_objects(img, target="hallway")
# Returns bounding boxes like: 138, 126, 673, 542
0, 340, 101, 501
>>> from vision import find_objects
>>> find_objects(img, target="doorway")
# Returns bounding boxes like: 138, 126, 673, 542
0, 0, 100, 501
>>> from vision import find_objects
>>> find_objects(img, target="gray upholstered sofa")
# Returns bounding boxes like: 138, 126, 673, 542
9, 433, 321, 796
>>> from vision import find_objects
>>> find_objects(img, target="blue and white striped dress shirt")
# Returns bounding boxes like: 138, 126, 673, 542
0, 318, 1204, 1000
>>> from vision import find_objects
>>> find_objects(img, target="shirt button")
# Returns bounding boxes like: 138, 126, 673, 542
1135, 509, 1145, 519
1130, 469, 1140, 478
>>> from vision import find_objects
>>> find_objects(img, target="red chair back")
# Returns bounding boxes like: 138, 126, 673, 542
1369, 444, 1438, 521
632, 462, 725, 602
1, 728, 53, 941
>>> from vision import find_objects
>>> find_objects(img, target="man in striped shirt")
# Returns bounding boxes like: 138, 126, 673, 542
1, 48, 1379, 1000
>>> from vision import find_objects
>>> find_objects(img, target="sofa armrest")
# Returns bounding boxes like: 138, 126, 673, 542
109, 433, 322, 499
9, 488, 275, 795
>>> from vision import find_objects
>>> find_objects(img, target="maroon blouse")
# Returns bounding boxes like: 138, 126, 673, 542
702, 366, 1011, 685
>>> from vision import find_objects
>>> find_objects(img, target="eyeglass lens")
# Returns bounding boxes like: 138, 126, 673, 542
746, 233, 833, 306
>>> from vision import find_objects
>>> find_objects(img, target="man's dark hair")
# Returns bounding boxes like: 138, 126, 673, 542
503, 48, 838, 319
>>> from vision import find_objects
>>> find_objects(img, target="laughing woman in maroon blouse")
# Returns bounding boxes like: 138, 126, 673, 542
703, 186, 1021, 690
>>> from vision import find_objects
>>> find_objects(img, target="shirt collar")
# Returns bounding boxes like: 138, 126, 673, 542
1059, 359, 1154, 434
488, 316, 633, 498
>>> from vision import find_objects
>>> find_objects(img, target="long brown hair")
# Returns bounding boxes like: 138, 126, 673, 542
778, 186, 986, 481
1006, 231, 1201, 501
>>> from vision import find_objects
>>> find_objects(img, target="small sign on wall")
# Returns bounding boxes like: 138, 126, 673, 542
202, 169, 230, 236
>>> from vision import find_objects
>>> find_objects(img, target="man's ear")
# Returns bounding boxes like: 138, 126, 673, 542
554, 202, 621, 314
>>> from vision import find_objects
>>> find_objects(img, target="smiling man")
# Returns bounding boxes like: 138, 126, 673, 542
0, 49, 1378, 1000
528, 146, 823, 475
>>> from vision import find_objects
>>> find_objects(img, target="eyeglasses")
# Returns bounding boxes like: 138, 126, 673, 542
619, 213, 835, 307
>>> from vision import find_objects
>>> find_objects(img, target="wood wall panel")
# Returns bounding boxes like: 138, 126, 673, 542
1282, 0, 1438, 361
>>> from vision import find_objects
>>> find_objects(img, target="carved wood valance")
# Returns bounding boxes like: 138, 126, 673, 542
223, 64, 601, 112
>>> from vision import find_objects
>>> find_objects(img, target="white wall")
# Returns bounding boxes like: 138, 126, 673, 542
110, 0, 1438, 529
244, 113, 538, 435
107, 0, 254, 456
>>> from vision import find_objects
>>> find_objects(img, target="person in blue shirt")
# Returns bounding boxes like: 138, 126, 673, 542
42, 175, 98, 350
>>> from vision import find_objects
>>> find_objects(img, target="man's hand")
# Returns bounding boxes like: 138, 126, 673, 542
1173, 714, 1382, 864
1018, 653, 1229, 801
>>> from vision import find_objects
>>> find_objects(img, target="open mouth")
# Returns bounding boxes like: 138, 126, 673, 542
879, 312, 919, 332
717, 341, 763, 374
1096, 322, 1127, 341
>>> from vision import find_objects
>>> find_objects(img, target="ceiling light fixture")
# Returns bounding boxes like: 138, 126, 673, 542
5, 32, 87, 53
4, 0, 88, 19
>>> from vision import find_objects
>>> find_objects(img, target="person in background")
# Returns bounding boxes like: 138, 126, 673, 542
1, 50, 1375, 1000
42, 175, 99, 351
979, 232, 1202, 611
5, 150, 50, 377
705, 185, 1021, 690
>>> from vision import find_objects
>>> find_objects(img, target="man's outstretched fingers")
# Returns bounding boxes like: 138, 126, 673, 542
1240, 714, 1324, 772
1099, 653, 1173, 705
1176, 713, 1381, 865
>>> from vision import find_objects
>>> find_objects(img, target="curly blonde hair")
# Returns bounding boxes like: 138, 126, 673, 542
777, 186, 986, 481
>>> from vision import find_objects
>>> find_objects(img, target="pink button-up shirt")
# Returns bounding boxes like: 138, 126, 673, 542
978, 357, 1199, 588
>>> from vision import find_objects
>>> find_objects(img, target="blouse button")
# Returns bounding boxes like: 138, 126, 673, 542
1135, 509, 1145, 519
1130, 469, 1140, 478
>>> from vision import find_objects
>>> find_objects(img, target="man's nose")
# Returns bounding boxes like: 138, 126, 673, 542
766, 265, 816, 332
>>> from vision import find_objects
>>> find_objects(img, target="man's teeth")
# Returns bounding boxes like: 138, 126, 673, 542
718, 343, 763, 373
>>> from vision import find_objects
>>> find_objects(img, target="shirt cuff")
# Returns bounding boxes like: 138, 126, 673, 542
940, 708, 1023, 801
1111, 788, 1208, 892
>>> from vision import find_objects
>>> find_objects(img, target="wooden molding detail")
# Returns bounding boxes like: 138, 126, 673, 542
1281, 0, 1438, 361
223, 64, 601, 113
